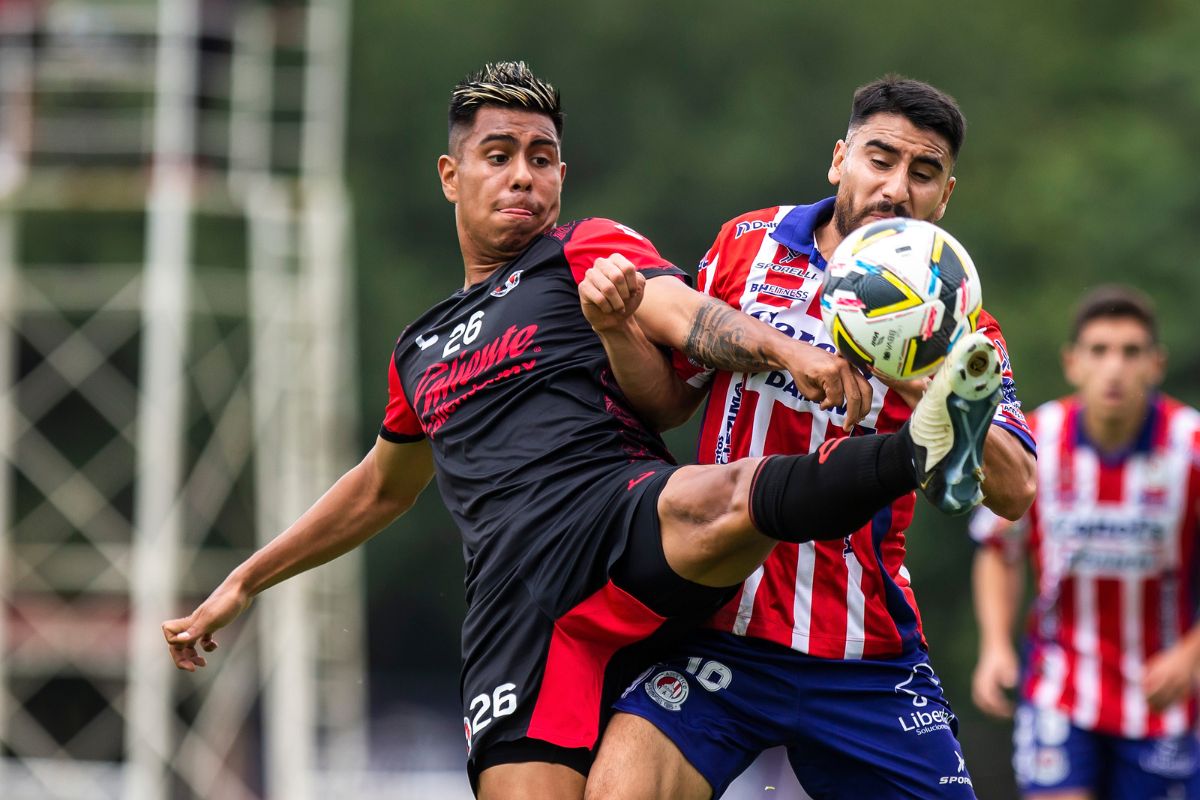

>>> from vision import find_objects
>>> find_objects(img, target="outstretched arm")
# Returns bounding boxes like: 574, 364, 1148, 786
162, 437, 435, 671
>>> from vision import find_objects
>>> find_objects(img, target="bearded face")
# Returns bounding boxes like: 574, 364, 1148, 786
826, 112, 955, 240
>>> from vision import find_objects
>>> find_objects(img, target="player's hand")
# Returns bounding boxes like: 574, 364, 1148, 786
162, 583, 252, 672
782, 346, 873, 431
972, 643, 1018, 718
871, 370, 931, 410
579, 254, 646, 332
1143, 642, 1200, 711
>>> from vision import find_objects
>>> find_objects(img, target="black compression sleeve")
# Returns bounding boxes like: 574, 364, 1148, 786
749, 432, 917, 543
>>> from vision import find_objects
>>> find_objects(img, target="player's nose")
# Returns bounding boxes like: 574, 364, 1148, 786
509, 157, 533, 190
881, 172, 910, 206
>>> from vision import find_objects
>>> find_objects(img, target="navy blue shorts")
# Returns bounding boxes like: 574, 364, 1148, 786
612, 629, 976, 799
1013, 702, 1200, 798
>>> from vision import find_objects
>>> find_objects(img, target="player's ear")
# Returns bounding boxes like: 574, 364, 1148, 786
560, 160, 567, 184
1150, 343, 1167, 386
827, 139, 847, 186
438, 154, 458, 203
1061, 343, 1081, 389
931, 176, 956, 222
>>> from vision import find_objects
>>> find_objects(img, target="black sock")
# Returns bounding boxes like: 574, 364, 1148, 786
749, 432, 917, 543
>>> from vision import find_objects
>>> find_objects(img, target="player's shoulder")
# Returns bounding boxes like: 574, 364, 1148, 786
1028, 396, 1073, 429
976, 307, 1007, 336
1157, 394, 1200, 439
549, 217, 675, 281
717, 206, 793, 240
390, 289, 470, 358
546, 216, 651, 245
390, 319, 424, 360
1157, 393, 1200, 418
1035, 395, 1074, 415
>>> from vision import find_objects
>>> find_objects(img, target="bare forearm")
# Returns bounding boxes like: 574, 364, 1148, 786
973, 547, 1022, 652
595, 320, 704, 431
982, 427, 1037, 520
1173, 618, 1200, 663
635, 276, 872, 426
636, 278, 793, 374
228, 446, 429, 597
682, 299, 783, 373
163, 440, 434, 672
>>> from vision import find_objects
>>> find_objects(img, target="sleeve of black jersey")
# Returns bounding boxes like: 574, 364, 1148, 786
560, 218, 692, 287
379, 346, 425, 443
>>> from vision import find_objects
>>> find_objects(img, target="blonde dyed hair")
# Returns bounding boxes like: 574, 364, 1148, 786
448, 61, 563, 146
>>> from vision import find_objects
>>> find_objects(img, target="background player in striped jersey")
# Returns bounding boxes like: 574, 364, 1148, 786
971, 285, 1200, 799
583, 76, 1037, 799
162, 62, 1002, 800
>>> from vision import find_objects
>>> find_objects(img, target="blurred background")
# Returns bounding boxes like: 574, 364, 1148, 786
1, 0, 1199, 798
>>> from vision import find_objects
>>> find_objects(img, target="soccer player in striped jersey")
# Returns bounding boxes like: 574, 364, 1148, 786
971, 286, 1200, 799
585, 76, 1037, 799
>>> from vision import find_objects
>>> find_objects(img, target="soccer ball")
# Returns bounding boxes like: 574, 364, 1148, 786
820, 218, 983, 380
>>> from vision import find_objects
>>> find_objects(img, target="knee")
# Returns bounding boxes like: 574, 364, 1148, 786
659, 460, 769, 584
713, 459, 757, 528
586, 714, 703, 800
661, 459, 759, 533
583, 768, 620, 800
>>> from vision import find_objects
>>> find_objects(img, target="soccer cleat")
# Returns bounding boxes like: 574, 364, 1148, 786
907, 331, 1003, 515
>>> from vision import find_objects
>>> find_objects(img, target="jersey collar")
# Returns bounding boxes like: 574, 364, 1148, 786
1071, 393, 1161, 463
767, 196, 836, 269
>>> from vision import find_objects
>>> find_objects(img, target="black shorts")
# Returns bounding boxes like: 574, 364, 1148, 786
462, 464, 737, 791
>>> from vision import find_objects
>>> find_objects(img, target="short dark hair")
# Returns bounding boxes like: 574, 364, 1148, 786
1069, 284, 1159, 344
848, 75, 966, 160
448, 61, 563, 149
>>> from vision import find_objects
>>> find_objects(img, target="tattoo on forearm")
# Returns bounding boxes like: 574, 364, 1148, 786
683, 300, 773, 372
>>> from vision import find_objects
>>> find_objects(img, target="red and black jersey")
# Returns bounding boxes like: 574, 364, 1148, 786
379, 218, 683, 612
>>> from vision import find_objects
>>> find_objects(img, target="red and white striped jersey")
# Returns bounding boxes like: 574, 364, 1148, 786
973, 394, 1200, 737
678, 199, 1034, 660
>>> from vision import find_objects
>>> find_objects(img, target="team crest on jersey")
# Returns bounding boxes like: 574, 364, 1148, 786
645, 670, 689, 711
777, 245, 802, 264
1140, 457, 1170, 506
491, 270, 523, 297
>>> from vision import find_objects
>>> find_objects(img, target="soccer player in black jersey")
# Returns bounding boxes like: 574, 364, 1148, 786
163, 61, 1002, 799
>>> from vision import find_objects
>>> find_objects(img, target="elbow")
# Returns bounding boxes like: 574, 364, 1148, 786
382, 494, 417, 520
356, 459, 421, 525
987, 473, 1036, 522
375, 484, 420, 521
